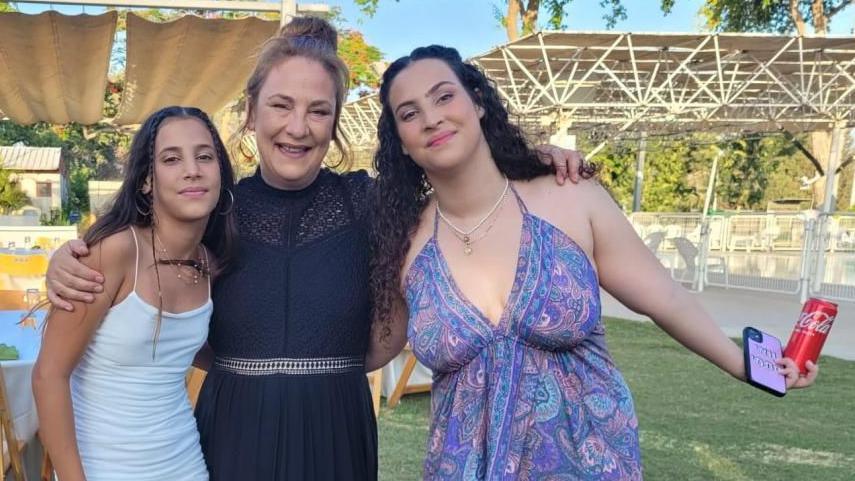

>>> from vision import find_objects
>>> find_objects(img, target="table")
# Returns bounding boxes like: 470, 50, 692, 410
1, 310, 45, 481
380, 347, 432, 404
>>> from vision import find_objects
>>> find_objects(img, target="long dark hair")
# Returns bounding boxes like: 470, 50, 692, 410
369, 45, 596, 339
85, 106, 238, 357
86, 106, 237, 270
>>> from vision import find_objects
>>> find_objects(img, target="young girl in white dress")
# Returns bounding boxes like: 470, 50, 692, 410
33, 106, 237, 481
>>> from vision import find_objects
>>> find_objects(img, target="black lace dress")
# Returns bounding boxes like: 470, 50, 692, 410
195, 168, 377, 481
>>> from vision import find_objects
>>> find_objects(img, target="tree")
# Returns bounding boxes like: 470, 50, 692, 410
0, 1, 15, 13
715, 137, 770, 210
0, 167, 29, 214
0, 121, 131, 221
339, 30, 383, 91
324, 8, 385, 90
503, 1, 852, 42
699, 0, 851, 35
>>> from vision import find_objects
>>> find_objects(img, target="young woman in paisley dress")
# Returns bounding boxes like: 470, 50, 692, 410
369, 45, 819, 480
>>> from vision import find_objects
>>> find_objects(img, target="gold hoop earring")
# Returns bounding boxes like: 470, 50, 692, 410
135, 195, 152, 217
219, 189, 235, 216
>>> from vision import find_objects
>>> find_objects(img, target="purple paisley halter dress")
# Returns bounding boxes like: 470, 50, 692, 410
404, 184, 642, 480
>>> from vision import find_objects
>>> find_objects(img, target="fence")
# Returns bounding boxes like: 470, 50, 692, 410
630, 211, 855, 303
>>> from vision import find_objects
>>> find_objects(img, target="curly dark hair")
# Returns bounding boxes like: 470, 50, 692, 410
370, 45, 596, 339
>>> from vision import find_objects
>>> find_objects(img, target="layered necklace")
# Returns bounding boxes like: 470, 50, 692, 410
153, 231, 210, 283
436, 177, 509, 255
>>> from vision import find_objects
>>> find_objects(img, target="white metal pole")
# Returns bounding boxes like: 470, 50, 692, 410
697, 146, 722, 292
280, 0, 296, 25
632, 132, 646, 212
703, 147, 721, 218
799, 216, 815, 303
812, 122, 845, 293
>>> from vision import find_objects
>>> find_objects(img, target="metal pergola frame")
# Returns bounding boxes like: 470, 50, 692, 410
341, 31, 855, 145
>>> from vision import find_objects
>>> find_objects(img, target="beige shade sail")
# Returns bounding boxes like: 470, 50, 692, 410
114, 13, 278, 125
0, 11, 116, 125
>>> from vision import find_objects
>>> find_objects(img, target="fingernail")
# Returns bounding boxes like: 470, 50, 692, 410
65, 306, 73, 312
95, 285, 103, 292
96, 276, 104, 283
85, 295, 94, 302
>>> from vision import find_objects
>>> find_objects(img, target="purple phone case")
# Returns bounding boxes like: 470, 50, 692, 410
744, 327, 787, 397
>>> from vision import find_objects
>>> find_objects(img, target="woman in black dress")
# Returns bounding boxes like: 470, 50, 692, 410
44, 17, 582, 481
190, 19, 385, 480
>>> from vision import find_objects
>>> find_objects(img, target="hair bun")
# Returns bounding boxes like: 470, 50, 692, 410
278, 16, 338, 53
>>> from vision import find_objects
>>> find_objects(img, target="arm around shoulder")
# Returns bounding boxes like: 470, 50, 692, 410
365, 300, 408, 372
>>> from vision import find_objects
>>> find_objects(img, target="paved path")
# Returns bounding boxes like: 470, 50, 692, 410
601, 286, 854, 361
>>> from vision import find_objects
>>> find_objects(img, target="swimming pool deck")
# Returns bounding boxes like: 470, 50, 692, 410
602, 286, 854, 362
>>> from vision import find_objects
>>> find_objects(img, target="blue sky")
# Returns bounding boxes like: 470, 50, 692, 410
14, 0, 855, 60
326, 0, 855, 59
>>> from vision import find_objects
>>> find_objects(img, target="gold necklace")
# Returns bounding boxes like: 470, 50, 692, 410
153, 232, 208, 284
447, 199, 505, 255
437, 180, 509, 255
437, 178, 509, 244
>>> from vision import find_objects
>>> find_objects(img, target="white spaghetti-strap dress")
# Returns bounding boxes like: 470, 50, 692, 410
70, 227, 211, 480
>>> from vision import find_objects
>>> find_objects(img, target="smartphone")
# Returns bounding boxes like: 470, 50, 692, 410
743, 327, 787, 397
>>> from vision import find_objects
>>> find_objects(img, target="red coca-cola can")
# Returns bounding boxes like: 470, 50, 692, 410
783, 297, 837, 374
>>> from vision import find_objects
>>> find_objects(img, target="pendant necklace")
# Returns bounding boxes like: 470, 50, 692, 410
436, 177, 509, 255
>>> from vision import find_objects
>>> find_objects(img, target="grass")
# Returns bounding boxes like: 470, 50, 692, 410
377, 317, 855, 481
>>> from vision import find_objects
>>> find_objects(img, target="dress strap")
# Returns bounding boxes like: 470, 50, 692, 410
508, 181, 529, 214
432, 203, 441, 239
128, 226, 140, 292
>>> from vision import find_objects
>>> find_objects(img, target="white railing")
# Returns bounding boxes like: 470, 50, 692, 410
629, 211, 855, 302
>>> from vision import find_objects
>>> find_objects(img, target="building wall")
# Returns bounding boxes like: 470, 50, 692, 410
0, 225, 78, 250
11, 172, 63, 213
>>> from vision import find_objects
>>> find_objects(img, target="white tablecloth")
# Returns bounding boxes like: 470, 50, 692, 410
1, 310, 45, 480
380, 349, 433, 398
2, 359, 39, 443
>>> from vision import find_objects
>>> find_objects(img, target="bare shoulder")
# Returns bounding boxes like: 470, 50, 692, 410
83, 228, 135, 272
514, 174, 611, 214
513, 175, 618, 262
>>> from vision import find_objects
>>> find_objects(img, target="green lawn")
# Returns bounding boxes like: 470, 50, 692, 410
377, 317, 855, 481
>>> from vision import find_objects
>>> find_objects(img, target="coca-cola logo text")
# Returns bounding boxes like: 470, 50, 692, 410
795, 311, 835, 334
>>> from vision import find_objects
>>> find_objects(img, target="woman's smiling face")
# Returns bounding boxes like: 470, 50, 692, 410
250, 56, 337, 190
